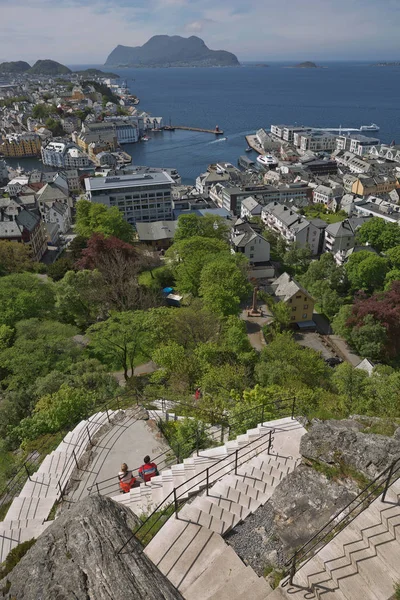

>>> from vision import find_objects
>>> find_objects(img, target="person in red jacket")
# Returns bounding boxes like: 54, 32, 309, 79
138, 455, 158, 483
118, 463, 136, 493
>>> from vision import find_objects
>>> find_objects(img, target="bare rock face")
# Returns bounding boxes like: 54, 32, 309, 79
226, 465, 356, 575
2, 495, 182, 600
300, 420, 400, 478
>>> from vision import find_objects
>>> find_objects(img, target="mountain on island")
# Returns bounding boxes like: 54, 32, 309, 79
0, 61, 31, 74
29, 60, 72, 75
105, 35, 240, 68
294, 61, 318, 68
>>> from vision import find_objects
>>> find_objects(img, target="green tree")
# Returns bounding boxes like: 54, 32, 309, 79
199, 255, 251, 317
255, 332, 329, 391
87, 311, 151, 380
174, 214, 229, 242
56, 269, 106, 328
15, 385, 98, 441
270, 300, 291, 332
47, 256, 75, 281
331, 362, 368, 412
0, 319, 81, 390
284, 244, 312, 274
357, 218, 400, 252
386, 245, 400, 268
75, 199, 133, 242
0, 240, 33, 275
331, 304, 353, 339
384, 268, 400, 290
0, 273, 55, 327
345, 252, 388, 292
350, 314, 387, 360
45, 117, 64, 136
169, 236, 229, 295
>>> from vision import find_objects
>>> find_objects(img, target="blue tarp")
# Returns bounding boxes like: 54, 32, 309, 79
162, 287, 174, 295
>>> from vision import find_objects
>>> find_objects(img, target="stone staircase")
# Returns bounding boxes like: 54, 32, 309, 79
0, 409, 124, 563
274, 478, 400, 600
132, 417, 307, 600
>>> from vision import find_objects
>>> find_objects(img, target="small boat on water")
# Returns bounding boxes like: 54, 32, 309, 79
141, 136, 149, 142
245, 147, 252, 152
360, 123, 380, 132
257, 154, 278, 168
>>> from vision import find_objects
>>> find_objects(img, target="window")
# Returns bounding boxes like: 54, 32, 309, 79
302, 313, 308, 319
250, 246, 255, 251
291, 316, 296, 321
288, 299, 292, 304
249, 253, 254, 258
292, 307, 296, 312
304, 304, 308, 309
296, 295, 301, 299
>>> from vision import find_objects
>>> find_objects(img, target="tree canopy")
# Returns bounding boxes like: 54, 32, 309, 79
356, 218, 400, 252
0, 241, 33, 276
174, 213, 229, 242
0, 273, 55, 327
75, 199, 133, 242
345, 251, 388, 293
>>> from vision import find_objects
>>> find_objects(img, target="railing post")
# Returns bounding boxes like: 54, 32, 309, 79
291, 397, 296, 420
72, 449, 79, 470
196, 428, 200, 456
173, 487, 178, 514
96, 482, 100, 495
206, 467, 209, 496
220, 425, 224, 443
261, 404, 265, 425
381, 461, 395, 502
106, 408, 110, 423
289, 552, 297, 585
235, 449, 238, 475
23, 463, 31, 481
211, 412, 214, 426
176, 443, 181, 464
268, 430, 273, 455
58, 480, 64, 500
86, 425, 93, 446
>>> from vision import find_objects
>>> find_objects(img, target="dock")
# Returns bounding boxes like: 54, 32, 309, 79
245, 135, 264, 154
163, 125, 224, 135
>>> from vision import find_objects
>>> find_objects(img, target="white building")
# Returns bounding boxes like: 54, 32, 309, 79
262, 201, 322, 255
42, 201, 72, 234
230, 219, 273, 278
41, 140, 90, 168
84, 171, 174, 225
240, 196, 262, 219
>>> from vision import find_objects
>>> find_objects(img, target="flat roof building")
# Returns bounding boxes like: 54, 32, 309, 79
84, 171, 174, 225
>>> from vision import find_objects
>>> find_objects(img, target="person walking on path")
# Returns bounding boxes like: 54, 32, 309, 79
138, 456, 159, 483
118, 463, 136, 493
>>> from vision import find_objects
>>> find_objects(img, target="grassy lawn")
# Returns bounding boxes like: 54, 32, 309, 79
302, 207, 347, 224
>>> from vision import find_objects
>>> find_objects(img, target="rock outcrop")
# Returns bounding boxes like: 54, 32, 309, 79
227, 419, 400, 576
300, 419, 400, 478
2, 495, 183, 600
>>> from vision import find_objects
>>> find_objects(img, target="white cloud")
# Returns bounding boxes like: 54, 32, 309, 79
185, 19, 215, 33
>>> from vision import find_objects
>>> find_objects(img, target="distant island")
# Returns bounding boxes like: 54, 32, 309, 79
0, 61, 119, 78
29, 60, 72, 75
75, 68, 119, 79
104, 35, 240, 68
0, 61, 31, 74
374, 61, 400, 67
294, 61, 318, 68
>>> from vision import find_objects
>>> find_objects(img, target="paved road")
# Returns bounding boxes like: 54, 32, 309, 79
113, 361, 158, 387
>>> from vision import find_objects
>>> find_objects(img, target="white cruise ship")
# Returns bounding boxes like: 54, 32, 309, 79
360, 123, 380, 132
257, 154, 279, 168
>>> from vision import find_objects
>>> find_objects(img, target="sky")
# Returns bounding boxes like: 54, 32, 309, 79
0, 0, 399, 64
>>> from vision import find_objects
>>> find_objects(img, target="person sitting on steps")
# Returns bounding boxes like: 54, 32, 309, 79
118, 463, 136, 493
138, 455, 159, 483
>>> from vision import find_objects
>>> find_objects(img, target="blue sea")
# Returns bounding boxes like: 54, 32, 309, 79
9, 62, 400, 184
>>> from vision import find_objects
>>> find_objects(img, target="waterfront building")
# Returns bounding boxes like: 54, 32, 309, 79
84, 171, 174, 225
0, 133, 41, 157
295, 131, 337, 153
41, 140, 90, 168
83, 118, 139, 145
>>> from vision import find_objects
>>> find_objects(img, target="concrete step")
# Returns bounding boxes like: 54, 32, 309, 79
313, 552, 381, 600
19, 473, 60, 500
222, 474, 270, 505
0, 521, 51, 562
210, 480, 260, 513
4, 496, 54, 523
205, 489, 252, 521
191, 496, 238, 529
37, 451, 69, 475
206, 565, 272, 600
236, 464, 278, 488
0, 518, 45, 532
145, 517, 227, 591
178, 504, 230, 535
248, 453, 296, 474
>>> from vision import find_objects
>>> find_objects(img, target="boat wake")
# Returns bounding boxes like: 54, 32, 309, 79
209, 137, 227, 144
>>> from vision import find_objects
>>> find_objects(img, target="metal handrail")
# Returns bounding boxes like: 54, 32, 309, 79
87, 397, 296, 497
117, 427, 277, 555
282, 456, 400, 587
